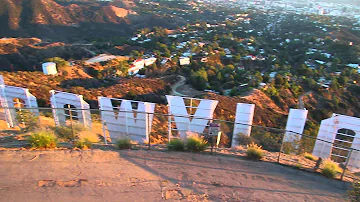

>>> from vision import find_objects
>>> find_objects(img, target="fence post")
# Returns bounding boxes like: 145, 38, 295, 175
68, 104, 75, 143
103, 122, 108, 145
147, 112, 151, 150
277, 132, 285, 163
168, 113, 171, 143
340, 148, 353, 181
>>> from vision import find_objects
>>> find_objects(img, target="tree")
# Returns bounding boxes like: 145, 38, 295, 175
262, 73, 270, 83
190, 68, 208, 91
44, 57, 69, 71
337, 75, 348, 86
298, 64, 313, 77
331, 58, 340, 71
330, 78, 340, 91
304, 78, 318, 90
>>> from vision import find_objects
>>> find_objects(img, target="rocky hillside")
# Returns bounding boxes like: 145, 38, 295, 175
0, 0, 181, 41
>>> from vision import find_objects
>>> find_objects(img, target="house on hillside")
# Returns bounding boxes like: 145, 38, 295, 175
347, 64, 359, 69
315, 60, 326, 65
161, 58, 169, 65
128, 59, 145, 75
179, 57, 190, 66
269, 72, 277, 81
144, 57, 157, 66
85, 54, 117, 65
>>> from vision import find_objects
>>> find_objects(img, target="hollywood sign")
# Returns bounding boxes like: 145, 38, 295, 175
0, 79, 359, 171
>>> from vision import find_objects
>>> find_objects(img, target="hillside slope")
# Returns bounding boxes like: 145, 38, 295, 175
0, 0, 182, 41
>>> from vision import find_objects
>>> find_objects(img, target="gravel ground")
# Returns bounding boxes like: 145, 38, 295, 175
0, 149, 350, 202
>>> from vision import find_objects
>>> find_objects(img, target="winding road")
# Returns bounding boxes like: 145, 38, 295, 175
171, 75, 187, 96
298, 91, 313, 109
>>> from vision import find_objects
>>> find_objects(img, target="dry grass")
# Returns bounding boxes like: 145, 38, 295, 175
246, 142, 264, 160
304, 152, 318, 161
321, 159, 342, 178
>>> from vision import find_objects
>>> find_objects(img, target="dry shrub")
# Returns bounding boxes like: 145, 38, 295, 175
16, 110, 40, 132
235, 134, 258, 146
348, 181, 360, 202
167, 139, 185, 151
28, 131, 57, 149
321, 159, 341, 178
185, 134, 208, 152
53, 124, 85, 142
246, 142, 264, 160
304, 152, 317, 161
74, 138, 92, 149
116, 138, 132, 150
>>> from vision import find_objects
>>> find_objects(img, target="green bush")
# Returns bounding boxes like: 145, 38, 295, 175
348, 181, 360, 202
246, 142, 264, 160
304, 152, 317, 161
74, 138, 92, 149
53, 124, 85, 142
321, 160, 341, 178
28, 131, 57, 149
252, 131, 282, 152
235, 134, 258, 146
167, 139, 185, 151
16, 110, 39, 132
295, 163, 302, 169
185, 136, 207, 152
116, 138, 132, 150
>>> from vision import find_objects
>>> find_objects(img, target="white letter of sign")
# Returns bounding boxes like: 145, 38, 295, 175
232, 103, 255, 147
98, 97, 155, 143
284, 108, 308, 142
166, 95, 218, 139
50, 90, 92, 128
0, 83, 38, 127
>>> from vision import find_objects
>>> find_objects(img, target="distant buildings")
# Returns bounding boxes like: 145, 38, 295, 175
179, 57, 191, 66
85, 54, 118, 65
347, 64, 359, 69
128, 59, 145, 75
144, 57, 157, 66
128, 57, 157, 75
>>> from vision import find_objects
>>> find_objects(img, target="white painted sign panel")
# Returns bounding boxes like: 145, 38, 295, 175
166, 95, 218, 139
0, 85, 38, 127
284, 108, 308, 142
232, 103, 255, 147
313, 114, 360, 172
0, 75, 4, 86
99, 97, 155, 143
50, 90, 92, 128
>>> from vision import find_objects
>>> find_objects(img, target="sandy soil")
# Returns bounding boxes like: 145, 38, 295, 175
0, 149, 349, 202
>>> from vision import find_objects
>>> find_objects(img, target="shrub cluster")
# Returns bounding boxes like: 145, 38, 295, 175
235, 134, 258, 146
74, 138, 92, 149
246, 142, 264, 160
167, 135, 208, 152
321, 159, 341, 178
348, 181, 360, 202
186, 136, 208, 152
167, 139, 185, 151
248, 132, 282, 152
28, 131, 57, 149
116, 138, 132, 150
304, 152, 317, 161
16, 110, 40, 132
53, 124, 85, 142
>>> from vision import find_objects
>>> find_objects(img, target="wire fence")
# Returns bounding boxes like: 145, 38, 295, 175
0, 106, 360, 182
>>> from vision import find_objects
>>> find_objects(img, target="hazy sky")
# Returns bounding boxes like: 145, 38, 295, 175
316, 0, 360, 6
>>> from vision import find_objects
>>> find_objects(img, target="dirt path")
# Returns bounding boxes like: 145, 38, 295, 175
0, 150, 349, 201
171, 75, 187, 96
298, 91, 313, 109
